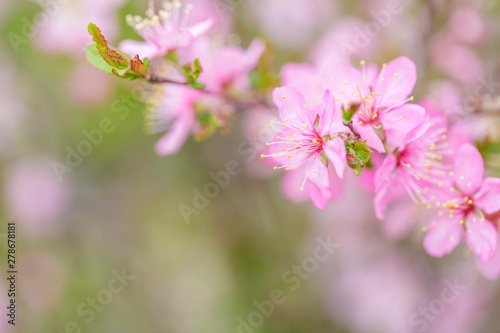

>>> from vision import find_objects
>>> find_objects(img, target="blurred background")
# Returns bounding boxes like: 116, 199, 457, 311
1, 0, 500, 332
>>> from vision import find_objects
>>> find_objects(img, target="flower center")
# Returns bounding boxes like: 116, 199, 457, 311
126, 1, 194, 42
393, 126, 452, 205
261, 119, 323, 171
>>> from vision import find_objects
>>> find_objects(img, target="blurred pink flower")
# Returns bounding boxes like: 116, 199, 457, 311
151, 38, 263, 155
449, 7, 486, 45
429, 35, 484, 86
420, 81, 464, 117
187, 0, 233, 34
311, 18, 376, 67
181, 37, 265, 94
240, 106, 277, 179
476, 236, 500, 279
423, 144, 500, 262
280, 62, 330, 110
4, 157, 68, 238
426, 287, 487, 333
120, 1, 214, 58
34, 0, 123, 55
243, 0, 336, 49
262, 88, 346, 209
382, 197, 422, 240
149, 84, 203, 156
67, 62, 115, 106
328, 254, 425, 333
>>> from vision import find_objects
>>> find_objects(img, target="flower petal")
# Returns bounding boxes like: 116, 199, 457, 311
465, 215, 498, 262
373, 182, 403, 220
476, 246, 500, 280
119, 39, 159, 58
306, 155, 331, 209
423, 216, 463, 257
474, 177, 500, 214
374, 153, 398, 191
329, 64, 365, 104
272, 87, 314, 127
323, 137, 346, 179
454, 144, 484, 195
379, 104, 426, 139
319, 89, 335, 137
375, 56, 417, 108
176, 30, 194, 49
383, 200, 418, 240
353, 121, 385, 153
214, 38, 265, 87
187, 17, 215, 37
154, 111, 194, 156
280, 63, 326, 108
393, 115, 431, 150
280, 168, 309, 203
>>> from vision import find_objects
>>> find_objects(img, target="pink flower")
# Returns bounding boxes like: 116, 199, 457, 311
280, 165, 344, 205
423, 144, 500, 262
476, 229, 500, 279
374, 117, 449, 219
149, 38, 263, 156
180, 37, 265, 93
67, 63, 115, 106
311, 18, 376, 67
119, 0, 214, 58
280, 63, 330, 110
4, 157, 68, 238
149, 84, 234, 155
149, 84, 199, 155
449, 7, 486, 45
243, 0, 337, 50
429, 35, 484, 87
331, 57, 426, 153
261, 87, 346, 209
34, 0, 123, 55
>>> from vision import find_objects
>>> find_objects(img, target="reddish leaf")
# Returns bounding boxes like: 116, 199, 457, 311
88, 23, 129, 70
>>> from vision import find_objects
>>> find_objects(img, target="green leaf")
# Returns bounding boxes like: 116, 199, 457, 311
85, 44, 115, 75
193, 58, 202, 79
188, 82, 205, 89
195, 111, 218, 141
143, 58, 150, 72
86, 23, 150, 81
320, 151, 329, 167
165, 51, 178, 63
345, 141, 372, 176
342, 103, 360, 125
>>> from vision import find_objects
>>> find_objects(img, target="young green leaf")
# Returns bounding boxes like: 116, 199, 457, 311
193, 58, 202, 79
85, 44, 115, 75
86, 23, 150, 81
188, 82, 205, 89
345, 141, 372, 176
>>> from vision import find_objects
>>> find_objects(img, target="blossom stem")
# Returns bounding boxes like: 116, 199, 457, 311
346, 121, 361, 139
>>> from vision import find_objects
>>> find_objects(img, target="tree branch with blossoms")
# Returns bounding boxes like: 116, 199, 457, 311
85, 0, 500, 278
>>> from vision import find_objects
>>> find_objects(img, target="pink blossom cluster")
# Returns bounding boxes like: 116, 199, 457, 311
115, 1, 264, 155
84, 1, 500, 279
266, 56, 500, 274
